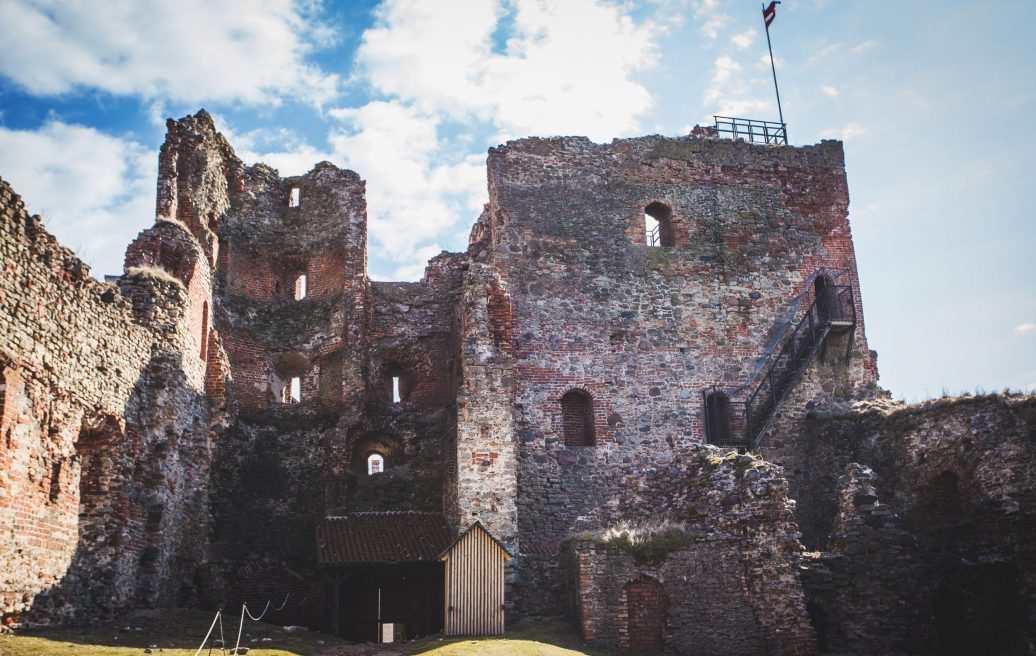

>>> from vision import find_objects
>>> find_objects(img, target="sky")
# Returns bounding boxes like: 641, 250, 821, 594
0, 0, 1033, 402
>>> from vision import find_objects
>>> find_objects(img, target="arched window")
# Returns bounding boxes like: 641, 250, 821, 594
560, 389, 595, 446
918, 471, 963, 527
294, 273, 307, 300
704, 390, 732, 444
367, 453, 385, 475
644, 202, 675, 247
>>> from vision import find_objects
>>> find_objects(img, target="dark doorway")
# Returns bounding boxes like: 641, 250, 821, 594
806, 601, 830, 653
335, 563, 443, 641
933, 588, 969, 656
626, 576, 665, 652
814, 275, 838, 323
704, 390, 732, 444
931, 563, 1027, 656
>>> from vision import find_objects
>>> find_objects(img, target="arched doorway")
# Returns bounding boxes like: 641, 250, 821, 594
625, 575, 665, 652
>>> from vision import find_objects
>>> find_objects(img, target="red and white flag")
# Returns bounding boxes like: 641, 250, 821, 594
763, 1, 779, 29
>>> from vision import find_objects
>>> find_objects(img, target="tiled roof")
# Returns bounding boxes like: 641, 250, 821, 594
316, 512, 453, 565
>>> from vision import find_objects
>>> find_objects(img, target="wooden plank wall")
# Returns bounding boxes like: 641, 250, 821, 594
443, 526, 508, 635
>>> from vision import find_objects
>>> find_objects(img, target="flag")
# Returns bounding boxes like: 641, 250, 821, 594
763, 1, 779, 29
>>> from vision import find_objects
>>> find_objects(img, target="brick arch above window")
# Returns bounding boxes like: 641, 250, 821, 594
560, 388, 596, 447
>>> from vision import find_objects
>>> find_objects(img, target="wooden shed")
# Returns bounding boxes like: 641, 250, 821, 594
440, 521, 513, 635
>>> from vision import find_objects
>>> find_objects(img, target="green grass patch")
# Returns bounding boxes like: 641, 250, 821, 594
0, 612, 621, 656
0, 609, 345, 656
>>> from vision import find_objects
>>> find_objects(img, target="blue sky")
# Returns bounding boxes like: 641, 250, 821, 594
0, 0, 1033, 401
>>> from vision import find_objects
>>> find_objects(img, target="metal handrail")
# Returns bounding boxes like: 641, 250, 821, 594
714, 115, 787, 145
703, 270, 856, 448
647, 222, 660, 247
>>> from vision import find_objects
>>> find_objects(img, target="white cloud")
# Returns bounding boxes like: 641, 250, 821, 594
1015, 323, 1036, 335
758, 53, 784, 70
703, 54, 772, 120
326, 101, 487, 278
851, 39, 878, 54
211, 117, 334, 177
691, 0, 728, 40
806, 42, 841, 65
0, 0, 339, 106
356, 0, 660, 141
821, 122, 867, 141
0, 121, 156, 277
821, 85, 839, 99
730, 28, 756, 50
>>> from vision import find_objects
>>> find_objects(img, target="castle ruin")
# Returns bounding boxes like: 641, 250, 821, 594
1, 110, 1033, 655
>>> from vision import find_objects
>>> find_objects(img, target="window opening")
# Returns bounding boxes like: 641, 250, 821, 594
294, 274, 307, 300
644, 202, 675, 247
199, 301, 209, 361
560, 389, 595, 446
392, 376, 401, 403
289, 377, 301, 403
49, 461, 62, 503
644, 213, 660, 246
367, 453, 384, 475
289, 187, 300, 208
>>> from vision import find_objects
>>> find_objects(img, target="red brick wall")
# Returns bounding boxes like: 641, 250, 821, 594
625, 576, 665, 652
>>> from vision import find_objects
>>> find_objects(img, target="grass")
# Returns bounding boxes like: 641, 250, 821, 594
124, 265, 184, 287
0, 609, 346, 656
0, 611, 621, 656
403, 620, 623, 655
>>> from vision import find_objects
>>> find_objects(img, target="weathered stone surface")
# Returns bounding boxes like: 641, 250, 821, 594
1, 111, 1034, 656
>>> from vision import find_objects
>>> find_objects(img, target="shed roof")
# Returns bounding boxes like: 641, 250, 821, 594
316, 512, 453, 565
439, 521, 513, 560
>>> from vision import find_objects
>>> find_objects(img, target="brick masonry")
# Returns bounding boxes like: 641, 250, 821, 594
0, 111, 1034, 655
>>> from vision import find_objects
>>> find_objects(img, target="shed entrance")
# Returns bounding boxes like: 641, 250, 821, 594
316, 512, 453, 641
328, 563, 443, 641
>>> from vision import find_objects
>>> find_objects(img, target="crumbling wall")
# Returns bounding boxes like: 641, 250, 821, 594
216, 160, 367, 415
0, 175, 215, 626
796, 395, 1036, 655
480, 134, 877, 614
565, 447, 817, 655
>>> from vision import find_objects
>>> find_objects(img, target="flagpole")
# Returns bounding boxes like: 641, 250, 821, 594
763, 2, 785, 138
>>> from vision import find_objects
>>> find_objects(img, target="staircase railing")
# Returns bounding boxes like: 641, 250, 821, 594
703, 269, 856, 449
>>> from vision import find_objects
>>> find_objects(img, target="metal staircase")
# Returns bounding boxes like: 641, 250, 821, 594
703, 269, 857, 449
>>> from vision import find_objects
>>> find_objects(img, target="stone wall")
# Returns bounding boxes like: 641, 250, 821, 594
478, 133, 878, 614
5, 108, 1034, 656
794, 394, 1036, 655
0, 173, 216, 626
565, 447, 817, 655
